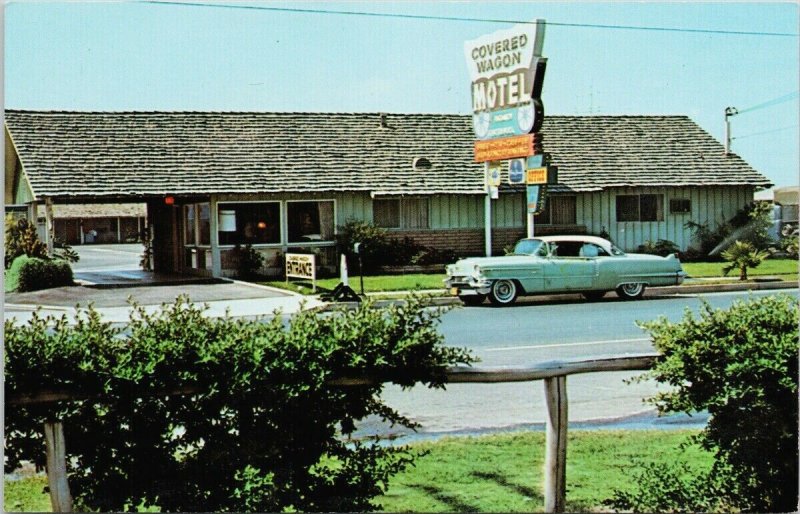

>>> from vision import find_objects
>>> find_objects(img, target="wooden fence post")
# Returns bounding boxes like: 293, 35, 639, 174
543, 375, 567, 513
44, 421, 73, 512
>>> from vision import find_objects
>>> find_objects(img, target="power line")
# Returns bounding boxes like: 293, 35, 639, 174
733, 124, 799, 141
141, 1, 800, 37
738, 91, 800, 115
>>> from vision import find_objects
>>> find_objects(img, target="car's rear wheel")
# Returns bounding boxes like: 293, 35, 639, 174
582, 291, 607, 301
616, 282, 646, 300
459, 294, 487, 306
489, 279, 518, 306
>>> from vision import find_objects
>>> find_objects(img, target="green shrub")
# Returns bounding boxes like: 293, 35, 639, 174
336, 219, 394, 272
636, 239, 679, 257
5, 255, 74, 292
4, 216, 48, 269
233, 243, 265, 279
685, 202, 774, 260
4, 296, 474, 512
607, 460, 728, 512
625, 295, 799, 512
779, 234, 799, 259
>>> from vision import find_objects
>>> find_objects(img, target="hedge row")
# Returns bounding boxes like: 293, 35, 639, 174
4, 296, 474, 512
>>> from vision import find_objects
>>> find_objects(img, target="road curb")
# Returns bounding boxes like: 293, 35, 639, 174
319, 280, 797, 310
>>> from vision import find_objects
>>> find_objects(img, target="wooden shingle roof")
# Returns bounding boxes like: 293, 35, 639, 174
5, 110, 771, 201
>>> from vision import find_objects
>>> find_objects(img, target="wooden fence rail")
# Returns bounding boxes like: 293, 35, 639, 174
7, 353, 658, 513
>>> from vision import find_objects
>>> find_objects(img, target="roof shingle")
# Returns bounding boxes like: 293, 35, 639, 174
5, 110, 771, 201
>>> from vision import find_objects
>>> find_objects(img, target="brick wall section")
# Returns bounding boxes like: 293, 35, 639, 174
387, 225, 587, 256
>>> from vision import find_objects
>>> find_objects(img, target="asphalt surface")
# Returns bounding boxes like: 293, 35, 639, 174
4, 244, 796, 438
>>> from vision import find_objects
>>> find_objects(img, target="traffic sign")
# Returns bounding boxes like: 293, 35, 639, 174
487, 162, 502, 187
509, 158, 525, 184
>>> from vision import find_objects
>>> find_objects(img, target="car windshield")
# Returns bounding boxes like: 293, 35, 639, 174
512, 239, 545, 256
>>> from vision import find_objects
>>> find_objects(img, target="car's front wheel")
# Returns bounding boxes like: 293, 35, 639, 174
616, 282, 646, 300
459, 294, 487, 306
489, 279, 518, 306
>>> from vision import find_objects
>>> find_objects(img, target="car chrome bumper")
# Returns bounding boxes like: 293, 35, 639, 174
444, 276, 491, 296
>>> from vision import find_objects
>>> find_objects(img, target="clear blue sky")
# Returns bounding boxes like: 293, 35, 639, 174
5, 1, 799, 187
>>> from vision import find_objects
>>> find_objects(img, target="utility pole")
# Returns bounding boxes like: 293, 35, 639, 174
724, 106, 738, 155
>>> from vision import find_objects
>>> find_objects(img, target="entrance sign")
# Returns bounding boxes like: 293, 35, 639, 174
286, 253, 316, 292
474, 134, 536, 162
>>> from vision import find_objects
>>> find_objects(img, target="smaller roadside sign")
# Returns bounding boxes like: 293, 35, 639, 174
526, 167, 548, 185
527, 185, 541, 213
508, 158, 525, 184
527, 185, 547, 214
487, 161, 502, 187
474, 134, 536, 162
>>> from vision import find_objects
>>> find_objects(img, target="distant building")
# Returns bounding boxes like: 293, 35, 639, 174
5, 110, 771, 278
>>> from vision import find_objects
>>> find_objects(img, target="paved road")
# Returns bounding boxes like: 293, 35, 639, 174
359, 289, 797, 440
71, 243, 142, 272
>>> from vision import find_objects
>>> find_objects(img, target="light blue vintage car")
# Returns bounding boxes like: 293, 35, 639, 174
445, 235, 686, 306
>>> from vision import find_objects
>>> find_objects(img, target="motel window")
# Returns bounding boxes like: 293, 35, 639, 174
534, 196, 576, 225
616, 194, 664, 222
670, 198, 692, 214
373, 197, 430, 229
218, 202, 281, 246
287, 200, 335, 243
183, 203, 211, 246
374, 199, 401, 228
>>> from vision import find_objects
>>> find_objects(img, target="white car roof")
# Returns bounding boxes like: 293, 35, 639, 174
535, 235, 616, 252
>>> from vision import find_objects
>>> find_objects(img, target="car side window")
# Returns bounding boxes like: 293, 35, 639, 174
537, 244, 549, 257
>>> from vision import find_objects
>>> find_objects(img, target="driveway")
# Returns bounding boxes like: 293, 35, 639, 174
5, 244, 324, 322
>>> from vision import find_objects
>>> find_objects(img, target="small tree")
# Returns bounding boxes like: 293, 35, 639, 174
612, 295, 799, 512
721, 240, 769, 280
5, 216, 48, 269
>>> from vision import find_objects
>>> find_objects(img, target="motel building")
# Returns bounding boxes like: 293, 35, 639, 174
4, 110, 771, 279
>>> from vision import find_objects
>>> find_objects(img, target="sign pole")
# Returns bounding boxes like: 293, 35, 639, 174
528, 212, 535, 238
484, 161, 492, 256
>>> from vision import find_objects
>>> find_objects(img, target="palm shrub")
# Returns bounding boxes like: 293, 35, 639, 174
610, 295, 799, 512
721, 240, 769, 280
5, 216, 48, 269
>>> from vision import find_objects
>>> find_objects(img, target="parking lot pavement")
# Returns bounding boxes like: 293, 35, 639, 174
4, 281, 324, 324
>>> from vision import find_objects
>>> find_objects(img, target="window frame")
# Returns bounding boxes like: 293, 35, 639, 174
285, 199, 337, 245
533, 195, 577, 225
183, 202, 211, 247
669, 198, 692, 215
616, 194, 664, 222
216, 200, 283, 248
373, 196, 431, 230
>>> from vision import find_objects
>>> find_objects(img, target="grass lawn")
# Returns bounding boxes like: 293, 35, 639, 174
260, 258, 797, 295
261, 273, 448, 295
378, 429, 710, 512
682, 257, 798, 278
4, 429, 709, 512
